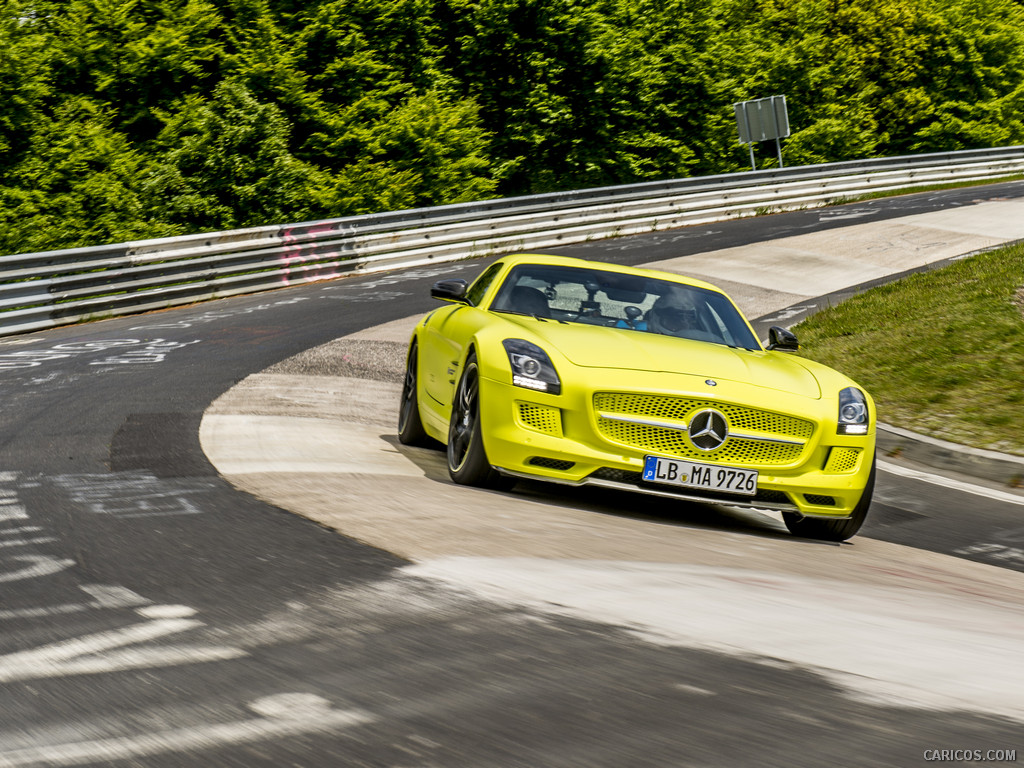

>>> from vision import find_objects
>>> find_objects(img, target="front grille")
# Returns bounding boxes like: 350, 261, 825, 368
517, 401, 562, 437
824, 447, 861, 474
528, 457, 575, 471
594, 392, 812, 466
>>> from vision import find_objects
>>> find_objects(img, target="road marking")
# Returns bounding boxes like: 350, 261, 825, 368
88, 339, 200, 366
758, 303, 818, 324
130, 296, 310, 330
0, 555, 75, 583
0, 585, 150, 620
0, 536, 55, 549
0, 607, 245, 683
0, 473, 27, 522
819, 208, 877, 221
247, 692, 338, 719
0, 338, 44, 346
137, 604, 195, 619
345, 265, 462, 290
51, 472, 213, 518
878, 460, 1024, 505
0, 339, 200, 371
323, 290, 411, 303
0, 694, 372, 767
673, 683, 716, 696
0, 503, 29, 522
81, 584, 151, 609
955, 542, 1024, 565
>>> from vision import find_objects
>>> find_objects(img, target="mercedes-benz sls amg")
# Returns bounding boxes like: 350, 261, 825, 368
398, 254, 876, 541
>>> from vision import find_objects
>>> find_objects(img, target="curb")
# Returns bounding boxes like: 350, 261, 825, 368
877, 422, 1024, 488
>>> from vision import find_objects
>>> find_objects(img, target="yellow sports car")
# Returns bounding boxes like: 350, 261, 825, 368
399, 254, 876, 541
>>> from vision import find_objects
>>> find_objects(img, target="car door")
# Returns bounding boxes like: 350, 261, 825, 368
422, 303, 469, 406
422, 262, 508, 408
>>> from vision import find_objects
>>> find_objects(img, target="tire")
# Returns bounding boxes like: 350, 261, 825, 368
783, 455, 876, 542
447, 352, 514, 490
398, 342, 431, 446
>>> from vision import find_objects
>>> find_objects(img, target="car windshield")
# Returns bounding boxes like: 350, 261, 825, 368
489, 264, 760, 350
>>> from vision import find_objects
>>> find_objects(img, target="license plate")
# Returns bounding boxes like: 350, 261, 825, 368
642, 456, 758, 496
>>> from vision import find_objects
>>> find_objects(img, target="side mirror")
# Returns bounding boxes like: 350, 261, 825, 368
430, 279, 470, 304
767, 326, 799, 352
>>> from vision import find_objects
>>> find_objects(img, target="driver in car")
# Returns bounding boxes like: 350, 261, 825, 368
645, 288, 699, 336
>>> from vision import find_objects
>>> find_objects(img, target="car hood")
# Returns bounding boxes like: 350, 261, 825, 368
507, 318, 822, 399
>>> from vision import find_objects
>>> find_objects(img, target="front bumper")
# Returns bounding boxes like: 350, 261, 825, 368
477, 374, 875, 518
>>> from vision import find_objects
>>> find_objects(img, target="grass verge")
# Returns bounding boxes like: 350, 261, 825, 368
794, 241, 1024, 456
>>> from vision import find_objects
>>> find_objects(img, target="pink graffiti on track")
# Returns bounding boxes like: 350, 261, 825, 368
280, 224, 342, 287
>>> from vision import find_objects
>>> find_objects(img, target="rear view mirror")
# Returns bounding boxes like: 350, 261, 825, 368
767, 326, 799, 352
430, 279, 470, 303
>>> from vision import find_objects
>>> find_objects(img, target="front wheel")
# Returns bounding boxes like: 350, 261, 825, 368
783, 456, 876, 542
398, 342, 431, 447
447, 352, 513, 490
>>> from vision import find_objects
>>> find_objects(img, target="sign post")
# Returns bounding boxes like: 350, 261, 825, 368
733, 95, 790, 171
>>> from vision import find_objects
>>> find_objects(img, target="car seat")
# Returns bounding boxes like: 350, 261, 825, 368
509, 286, 551, 318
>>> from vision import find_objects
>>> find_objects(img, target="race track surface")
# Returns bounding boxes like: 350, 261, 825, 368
2, 183, 1024, 766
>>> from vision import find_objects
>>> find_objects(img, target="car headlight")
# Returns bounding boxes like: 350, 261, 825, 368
502, 339, 561, 395
837, 387, 869, 435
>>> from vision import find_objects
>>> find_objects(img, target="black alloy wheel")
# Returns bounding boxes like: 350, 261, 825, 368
398, 342, 431, 446
447, 351, 513, 489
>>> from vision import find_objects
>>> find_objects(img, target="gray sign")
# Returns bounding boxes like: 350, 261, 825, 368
734, 95, 790, 144
733, 95, 790, 170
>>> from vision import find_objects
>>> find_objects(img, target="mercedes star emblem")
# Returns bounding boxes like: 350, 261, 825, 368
689, 409, 729, 451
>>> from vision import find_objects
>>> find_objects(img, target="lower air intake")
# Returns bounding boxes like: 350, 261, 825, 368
528, 457, 575, 471
804, 494, 837, 506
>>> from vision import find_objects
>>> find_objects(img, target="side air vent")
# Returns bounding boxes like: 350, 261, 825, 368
824, 447, 861, 474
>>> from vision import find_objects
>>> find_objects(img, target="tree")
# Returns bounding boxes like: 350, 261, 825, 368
0, 0, 52, 174
40, 0, 225, 144
144, 80, 325, 230
440, 0, 617, 194
0, 97, 160, 254
322, 90, 496, 214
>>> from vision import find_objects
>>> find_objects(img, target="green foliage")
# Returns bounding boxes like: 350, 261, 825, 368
0, 97, 165, 254
440, 0, 619, 193
1, 0, 1024, 254
0, 1, 51, 170
321, 91, 496, 214
145, 80, 324, 230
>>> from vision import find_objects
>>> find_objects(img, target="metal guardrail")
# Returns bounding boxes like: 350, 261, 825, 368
2, 145, 1023, 337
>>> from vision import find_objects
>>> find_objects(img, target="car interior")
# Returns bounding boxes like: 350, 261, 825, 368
490, 264, 760, 350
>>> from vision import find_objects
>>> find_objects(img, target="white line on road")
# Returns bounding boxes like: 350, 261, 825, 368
0, 537, 55, 549
0, 694, 373, 767
878, 460, 1024, 505
0, 585, 150, 620
0, 555, 75, 583
0, 504, 28, 522
0, 608, 246, 683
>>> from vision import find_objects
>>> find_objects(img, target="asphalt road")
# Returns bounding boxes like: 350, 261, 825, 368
2, 182, 1023, 766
